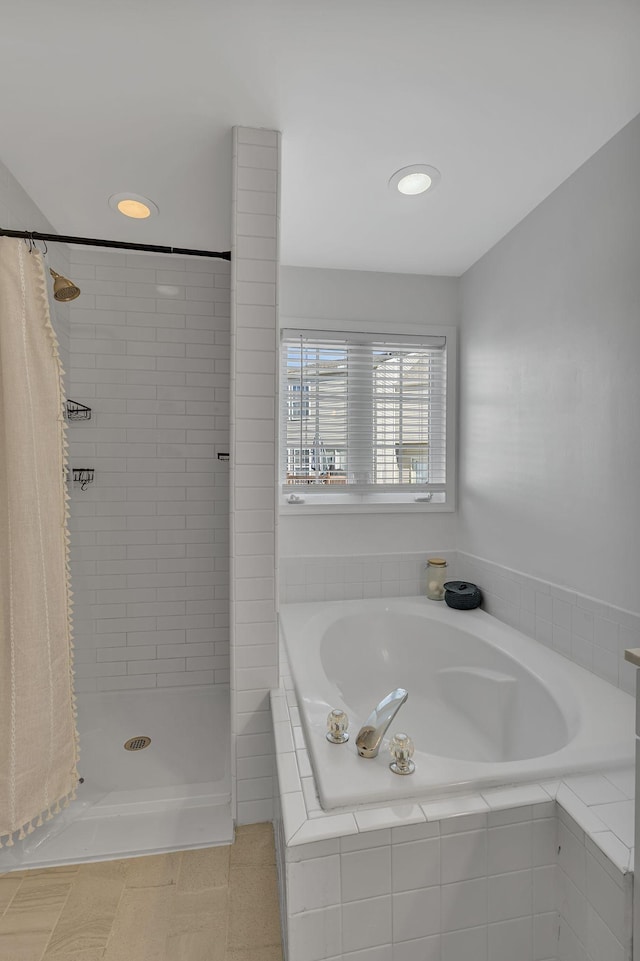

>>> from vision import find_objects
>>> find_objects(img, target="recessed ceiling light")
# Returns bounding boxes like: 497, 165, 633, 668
388, 164, 441, 196
109, 192, 159, 219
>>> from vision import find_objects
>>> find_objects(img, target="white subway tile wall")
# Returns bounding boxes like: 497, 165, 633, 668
456, 552, 640, 697
66, 246, 230, 691
230, 127, 280, 824
279, 552, 457, 605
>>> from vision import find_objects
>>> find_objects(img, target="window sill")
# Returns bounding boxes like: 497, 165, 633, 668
279, 494, 455, 515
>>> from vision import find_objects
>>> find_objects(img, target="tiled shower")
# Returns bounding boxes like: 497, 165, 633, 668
0, 127, 282, 872
66, 247, 231, 694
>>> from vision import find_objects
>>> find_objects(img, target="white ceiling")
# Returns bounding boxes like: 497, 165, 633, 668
0, 1, 638, 275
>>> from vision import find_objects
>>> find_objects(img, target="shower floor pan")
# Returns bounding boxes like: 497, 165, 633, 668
0, 686, 232, 872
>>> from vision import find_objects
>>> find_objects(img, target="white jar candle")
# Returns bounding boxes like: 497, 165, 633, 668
425, 557, 447, 600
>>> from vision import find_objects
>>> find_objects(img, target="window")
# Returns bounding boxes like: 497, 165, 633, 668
280, 327, 455, 511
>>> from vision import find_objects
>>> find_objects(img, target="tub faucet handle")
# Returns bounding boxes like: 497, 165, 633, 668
389, 732, 415, 775
326, 708, 349, 744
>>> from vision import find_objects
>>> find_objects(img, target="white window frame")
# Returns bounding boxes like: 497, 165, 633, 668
278, 317, 457, 514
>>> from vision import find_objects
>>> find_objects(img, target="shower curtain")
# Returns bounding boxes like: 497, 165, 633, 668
0, 237, 78, 847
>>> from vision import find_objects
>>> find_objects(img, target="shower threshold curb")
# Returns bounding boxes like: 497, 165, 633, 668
0, 798, 233, 873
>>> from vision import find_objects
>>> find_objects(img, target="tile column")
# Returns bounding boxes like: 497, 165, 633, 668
230, 127, 280, 824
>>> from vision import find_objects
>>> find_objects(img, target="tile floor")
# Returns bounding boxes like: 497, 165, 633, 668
0, 823, 283, 961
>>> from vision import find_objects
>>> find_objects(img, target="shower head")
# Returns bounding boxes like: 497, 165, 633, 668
49, 268, 81, 302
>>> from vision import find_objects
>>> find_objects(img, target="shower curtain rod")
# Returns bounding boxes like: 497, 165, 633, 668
0, 228, 231, 261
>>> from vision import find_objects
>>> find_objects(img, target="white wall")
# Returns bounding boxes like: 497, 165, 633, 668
458, 115, 640, 615
67, 247, 231, 692
279, 266, 460, 557
0, 159, 70, 372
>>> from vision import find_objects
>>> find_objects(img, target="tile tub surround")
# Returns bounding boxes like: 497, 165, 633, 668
456, 552, 640, 698
278, 550, 640, 695
66, 245, 231, 692
279, 552, 457, 606
276, 803, 631, 961
272, 677, 634, 960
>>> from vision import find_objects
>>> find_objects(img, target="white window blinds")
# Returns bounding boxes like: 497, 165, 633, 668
280, 330, 448, 497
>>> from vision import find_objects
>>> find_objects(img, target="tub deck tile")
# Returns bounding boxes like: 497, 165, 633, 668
563, 774, 628, 806
354, 804, 425, 834
589, 799, 635, 849
539, 779, 561, 798
482, 784, 550, 809
603, 768, 635, 800
585, 834, 631, 879
422, 795, 489, 822
276, 752, 302, 796
280, 791, 307, 842
290, 814, 358, 846
557, 785, 610, 839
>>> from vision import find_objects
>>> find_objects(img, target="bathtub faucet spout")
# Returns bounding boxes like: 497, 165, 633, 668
355, 688, 408, 758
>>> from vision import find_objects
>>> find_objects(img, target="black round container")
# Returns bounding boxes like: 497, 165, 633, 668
443, 581, 482, 610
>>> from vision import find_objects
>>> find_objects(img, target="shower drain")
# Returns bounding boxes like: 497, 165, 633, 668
124, 736, 151, 751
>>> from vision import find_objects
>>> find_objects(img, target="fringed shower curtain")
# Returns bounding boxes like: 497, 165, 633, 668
0, 237, 78, 847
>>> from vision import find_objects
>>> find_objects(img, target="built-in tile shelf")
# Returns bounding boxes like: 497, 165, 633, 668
624, 648, 640, 668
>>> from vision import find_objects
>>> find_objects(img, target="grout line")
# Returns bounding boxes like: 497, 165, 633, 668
0, 874, 25, 921
37, 875, 75, 961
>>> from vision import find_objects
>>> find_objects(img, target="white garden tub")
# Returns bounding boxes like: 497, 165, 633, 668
279, 597, 635, 810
